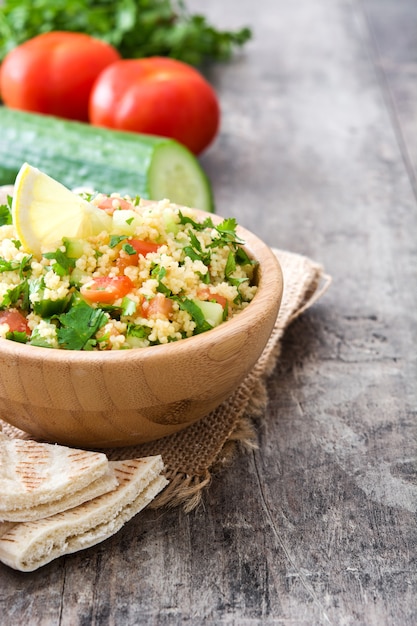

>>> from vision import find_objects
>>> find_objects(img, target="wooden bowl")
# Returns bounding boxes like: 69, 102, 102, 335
0, 210, 283, 448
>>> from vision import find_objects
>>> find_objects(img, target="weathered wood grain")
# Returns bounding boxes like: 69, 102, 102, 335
1, 0, 416, 624
362, 0, 417, 188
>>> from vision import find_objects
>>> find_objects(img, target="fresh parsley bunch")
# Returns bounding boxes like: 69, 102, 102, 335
0, 0, 252, 66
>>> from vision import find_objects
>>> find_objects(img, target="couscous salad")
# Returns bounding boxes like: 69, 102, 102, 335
0, 193, 257, 350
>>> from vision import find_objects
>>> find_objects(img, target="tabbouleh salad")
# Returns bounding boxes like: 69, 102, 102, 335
0, 194, 257, 350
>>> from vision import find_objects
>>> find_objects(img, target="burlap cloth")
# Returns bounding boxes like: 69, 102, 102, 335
1, 249, 331, 512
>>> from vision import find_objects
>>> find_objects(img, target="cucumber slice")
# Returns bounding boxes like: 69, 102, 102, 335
149, 142, 213, 212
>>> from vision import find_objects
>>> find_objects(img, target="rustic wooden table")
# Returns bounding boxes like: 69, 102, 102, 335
1, 0, 416, 624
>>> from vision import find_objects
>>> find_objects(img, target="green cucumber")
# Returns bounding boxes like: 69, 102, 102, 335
192, 299, 224, 328
162, 208, 180, 235
64, 238, 85, 259
111, 209, 142, 235
69, 268, 90, 288
0, 108, 214, 212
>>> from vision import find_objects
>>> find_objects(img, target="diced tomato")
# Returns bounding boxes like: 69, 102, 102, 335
141, 294, 174, 319
0, 309, 31, 335
80, 276, 134, 304
117, 239, 161, 270
97, 196, 134, 214
130, 239, 161, 256
197, 288, 227, 309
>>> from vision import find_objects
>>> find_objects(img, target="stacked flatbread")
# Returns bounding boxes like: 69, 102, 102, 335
0, 433, 168, 571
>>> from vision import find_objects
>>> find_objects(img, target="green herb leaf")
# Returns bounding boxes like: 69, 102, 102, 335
122, 242, 136, 256
216, 217, 239, 238
0, 197, 12, 226
228, 276, 249, 289
235, 246, 254, 266
56, 299, 107, 350
43, 249, 76, 276
6, 330, 28, 344
224, 249, 249, 302
223, 300, 229, 321
0, 254, 32, 278
178, 211, 214, 231
1, 279, 29, 310
225, 250, 236, 276
182, 232, 211, 266
121, 296, 137, 316
127, 324, 151, 339
29, 331, 54, 348
151, 264, 172, 296
109, 235, 127, 248
175, 297, 212, 334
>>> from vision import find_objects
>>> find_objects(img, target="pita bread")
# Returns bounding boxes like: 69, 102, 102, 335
1, 467, 118, 522
0, 456, 168, 572
0, 433, 111, 514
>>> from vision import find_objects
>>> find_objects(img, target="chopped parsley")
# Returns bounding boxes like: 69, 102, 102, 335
1, 279, 30, 310
151, 265, 171, 297
56, 300, 107, 350
122, 243, 136, 256
6, 330, 28, 344
43, 249, 76, 276
121, 297, 137, 316
179, 211, 214, 231
28, 330, 54, 348
175, 297, 212, 334
0, 254, 32, 277
126, 324, 151, 340
0, 197, 12, 226
183, 230, 211, 266
109, 235, 127, 248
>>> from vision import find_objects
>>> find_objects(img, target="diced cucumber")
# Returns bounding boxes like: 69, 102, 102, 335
64, 237, 85, 259
163, 208, 180, 235
124, 334, 148, 349
69, 267, 90, 288
192, 299, 224, 328
112, 209, 143, 235
0, 109, 214, 212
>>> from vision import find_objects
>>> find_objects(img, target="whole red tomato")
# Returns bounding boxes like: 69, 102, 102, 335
89, 57, 220, 155
0, 32, 120, 121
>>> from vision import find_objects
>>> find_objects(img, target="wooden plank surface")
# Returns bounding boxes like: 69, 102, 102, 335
362, 0, 417, 187
1, 0, 416, 624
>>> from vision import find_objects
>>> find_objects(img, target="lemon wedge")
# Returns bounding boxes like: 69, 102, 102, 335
12, 163, 112, 257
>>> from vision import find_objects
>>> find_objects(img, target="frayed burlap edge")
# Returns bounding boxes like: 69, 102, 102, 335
1, 249, 331, 513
